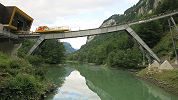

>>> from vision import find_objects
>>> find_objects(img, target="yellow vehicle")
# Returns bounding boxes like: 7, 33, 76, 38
35, 26, 70, 33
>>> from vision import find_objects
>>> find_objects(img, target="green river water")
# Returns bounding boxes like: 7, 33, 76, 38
45, 64, 178, 100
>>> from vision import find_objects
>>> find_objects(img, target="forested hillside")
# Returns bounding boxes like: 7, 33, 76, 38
69, 0, 178, 68
63, 42, 76, 54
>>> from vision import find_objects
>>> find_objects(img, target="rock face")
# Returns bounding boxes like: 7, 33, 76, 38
137, 0, 163, 15
138, 7, 145, 15
86, 36, 95, 43
153, 0, 162, 9
101, 19, 116, 27
86, 18, 117, 43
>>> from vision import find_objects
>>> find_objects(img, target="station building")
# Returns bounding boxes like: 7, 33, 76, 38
0, 3, 33, 32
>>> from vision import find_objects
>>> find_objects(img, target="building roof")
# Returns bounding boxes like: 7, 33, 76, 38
7, 6, 34, 21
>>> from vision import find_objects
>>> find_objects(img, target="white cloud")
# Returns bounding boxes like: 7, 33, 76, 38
0, 0, 139, 49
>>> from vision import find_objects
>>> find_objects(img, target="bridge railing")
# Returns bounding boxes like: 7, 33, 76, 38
114, 9, 178, 26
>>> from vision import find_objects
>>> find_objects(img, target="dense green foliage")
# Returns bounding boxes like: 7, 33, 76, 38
35, 40, 65, 64
0, 52, 46, 99
68, 32, 142, 68
156, 0, 178, 13
0, 39, 66, 99
18, 40, 35, 58
18, 39, 66, 65
134, 21, 164, 48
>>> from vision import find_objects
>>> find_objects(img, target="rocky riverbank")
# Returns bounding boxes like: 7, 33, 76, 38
137, 68, 178, 96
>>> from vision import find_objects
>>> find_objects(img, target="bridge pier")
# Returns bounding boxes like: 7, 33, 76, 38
168, 17, 178, 64
126, 26, 161, 63
27, 36, 45, 55
0, 38, 21, 55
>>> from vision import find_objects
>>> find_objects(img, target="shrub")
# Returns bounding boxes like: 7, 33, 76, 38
27, 55, 44, 66
0, 52, 9, 69
36, 39, 66, 64
107, 48, 142, 69
18, 40, 35, 58
1, 74, 46, 100
9, 60, 20, 69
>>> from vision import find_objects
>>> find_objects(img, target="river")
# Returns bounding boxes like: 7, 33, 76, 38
45, 64, 178, 100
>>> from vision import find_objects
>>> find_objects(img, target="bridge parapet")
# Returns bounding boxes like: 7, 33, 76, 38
18, 34, 40, 39
0, 31, 18, 39
42, 25, 127, 39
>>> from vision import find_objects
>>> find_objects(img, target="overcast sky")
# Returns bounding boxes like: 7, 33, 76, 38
1, 0, 139, 49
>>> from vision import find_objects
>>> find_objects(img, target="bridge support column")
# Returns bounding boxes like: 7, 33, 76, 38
168, 17, 178, 64
139, 45, 152, 65
0, 38, 21, 55
27, 36, 45, 55
126, 26, 161, 63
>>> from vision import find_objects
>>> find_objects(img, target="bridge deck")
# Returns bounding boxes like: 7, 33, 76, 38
18, 10, 178, 39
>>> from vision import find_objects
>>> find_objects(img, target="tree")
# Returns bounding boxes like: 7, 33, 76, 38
136, 21, 163, 48
36, 39, 65, 64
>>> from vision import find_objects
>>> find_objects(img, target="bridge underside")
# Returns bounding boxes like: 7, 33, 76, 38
27, 25, 161, 63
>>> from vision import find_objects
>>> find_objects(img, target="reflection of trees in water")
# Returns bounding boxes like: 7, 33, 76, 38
45, 65, 75, 100
75, 65, 176, 100
45, 65, 74, 86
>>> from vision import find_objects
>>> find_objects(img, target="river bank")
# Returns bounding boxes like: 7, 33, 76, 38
0, 51, 63, 99
137, 68, 178, 96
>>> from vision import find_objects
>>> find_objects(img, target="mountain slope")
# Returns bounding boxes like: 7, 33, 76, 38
69, 0, 178, 68
103, 0, 178, 25
63, 42, 76, 54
